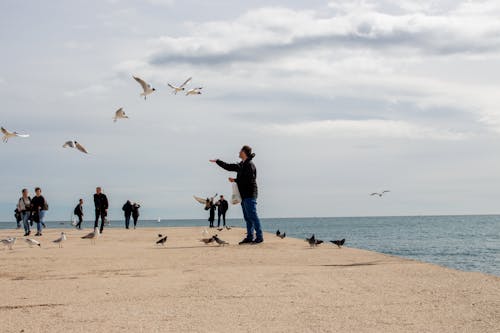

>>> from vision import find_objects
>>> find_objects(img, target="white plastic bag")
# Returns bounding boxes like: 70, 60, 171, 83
231, 183, 242, 205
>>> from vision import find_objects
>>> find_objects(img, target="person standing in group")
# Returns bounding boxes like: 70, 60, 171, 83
132, 202, 141, 229
74, 199, 84, 229
94, 187, 109, 233
216, 195, 229, 228
31, 187, 47, 236
122, 200, 133, 229
14, 208, 22, 229
210, 145, 263, 244
206, 199, 216, 228
17, 189, 32, 236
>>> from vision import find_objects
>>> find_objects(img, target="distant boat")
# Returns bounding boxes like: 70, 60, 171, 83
157, 218, 161, 223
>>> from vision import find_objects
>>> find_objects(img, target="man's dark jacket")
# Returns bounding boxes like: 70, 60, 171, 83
216, 158, 258, 199
94, 193, 109, 212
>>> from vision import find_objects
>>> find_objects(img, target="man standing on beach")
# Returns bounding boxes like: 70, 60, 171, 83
210, 145, 263, 244
17, 188, 32, 236
94, 187, 108, 233
216, 195, 229, 228
31, 187, 47, 236
74, 199, 84, 229
122, 200, 133, 229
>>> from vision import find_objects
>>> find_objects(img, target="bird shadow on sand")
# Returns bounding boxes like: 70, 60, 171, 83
153, 245, 218, 250
312, 260, 385, 267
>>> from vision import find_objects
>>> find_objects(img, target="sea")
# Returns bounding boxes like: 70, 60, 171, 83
1, 215, 499, 276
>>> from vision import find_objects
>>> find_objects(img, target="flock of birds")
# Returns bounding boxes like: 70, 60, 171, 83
1, 229, 100, 250
1, 75, 202, 154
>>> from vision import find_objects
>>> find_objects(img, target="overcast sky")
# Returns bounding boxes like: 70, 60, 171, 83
1, 0, 500, 221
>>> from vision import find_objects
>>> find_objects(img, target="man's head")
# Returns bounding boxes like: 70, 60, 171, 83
35, 187, 41, 196
79, 198, 83, 204
220, 195, 224, 200
96, 187, 102, 194
239, 145, 254, 160
22, 188, 28, 197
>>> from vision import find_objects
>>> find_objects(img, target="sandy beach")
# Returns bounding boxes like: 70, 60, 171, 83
0, 227, 498, 332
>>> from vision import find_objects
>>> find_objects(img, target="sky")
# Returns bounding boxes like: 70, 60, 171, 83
1, 0, 500, 221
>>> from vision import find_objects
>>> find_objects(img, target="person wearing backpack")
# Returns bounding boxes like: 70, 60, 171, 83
74, 199, 84, 229
31, 187, 47, 236
17, 188, 32, 236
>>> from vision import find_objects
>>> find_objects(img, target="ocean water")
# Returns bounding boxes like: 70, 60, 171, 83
1, 215, 498, 276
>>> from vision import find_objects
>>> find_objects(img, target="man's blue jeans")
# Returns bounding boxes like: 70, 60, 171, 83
22, 211, 30, 234
37, 210, 46, 233
241, 198, 263, 241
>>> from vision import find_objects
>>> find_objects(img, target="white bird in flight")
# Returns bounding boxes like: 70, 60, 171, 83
133, 76, 155, 100
186, 87, 202, 96
81, 228, 100, 245
1, 127, 30, 143
370, 190, 390, 197
53, 232, 67, 248
113, 107, 128, 122
62, 140, 88, 154
25, 238, 41, 247
167, 77, 192, 94
1, 237, 16, 250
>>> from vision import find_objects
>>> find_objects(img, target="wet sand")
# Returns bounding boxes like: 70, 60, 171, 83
1, 227, 499, 332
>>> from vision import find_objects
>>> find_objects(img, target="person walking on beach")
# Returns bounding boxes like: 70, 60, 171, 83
122, 200, 133, 229
74, 199, 84, 229
94, 187, 109, 233
17, 189, 32, 236
132, 202, 141, 229
210, 145, 263, 244
31, 187, 47, 236
216, 195, 229, 227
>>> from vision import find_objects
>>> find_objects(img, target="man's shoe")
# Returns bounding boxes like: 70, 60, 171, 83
238, 238, 253, 245
252, 239, 264, 244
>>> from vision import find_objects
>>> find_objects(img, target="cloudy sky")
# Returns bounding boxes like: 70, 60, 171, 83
1, 0, 500, 221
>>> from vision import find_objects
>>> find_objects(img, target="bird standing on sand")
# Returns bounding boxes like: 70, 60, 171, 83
156, 234, 168, 246
25, 238, 41, 248
1, 237, 16, 250
330, 239, 346, 248
81, 228, 100, 245
1, 127, 30, 143
62, 140, 88, 154
185, 87, 202, 96
133, 76, 155, 100
200, 236, 215, 245
276, 230, 286, 239
113, 108, 128, 122
167, 77, 191, 94
306, 234, 323, 247
53, 232, 67, 248
212, 235, 228, 246
370, 190, 390, 197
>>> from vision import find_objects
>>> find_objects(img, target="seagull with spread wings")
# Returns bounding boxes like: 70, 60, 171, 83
167, 77, 191, 94
63, 140, 88, 154
1, 127, 30, 143
113, 107, 128, 122
370, 190, 390, 197
133, 76, 155, 100
185, 87, 202, 96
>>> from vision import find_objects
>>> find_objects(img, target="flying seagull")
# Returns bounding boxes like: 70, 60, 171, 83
193, 194, 217, 210
53, 232, 67, 248
370, 190, 390, 197
330, 238, 346, 248
63, 140, 88, 154
156, 234, 168, 246
113, 107, 128, 122
167, 77, 192, 94
81, 228, 100, 245
185, 87, 202, 96
1, 237, 16, 250
1, 127, 29, 143
25, 238, 41, 248
133, 76, 155, 100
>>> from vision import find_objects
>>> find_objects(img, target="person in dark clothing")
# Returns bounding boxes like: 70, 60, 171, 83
216, 195, 229, 227
131, 203, 141, 229
14, 208, 22, 229
74, 199, 84, 229
122, 200, 133, 229
205, 199, 216, 228
94, 187, 109, 233
210, 145, 263, 244
31, 187, 47, 236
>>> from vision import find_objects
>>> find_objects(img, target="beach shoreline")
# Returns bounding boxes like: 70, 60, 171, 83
1, 227, 499, 332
